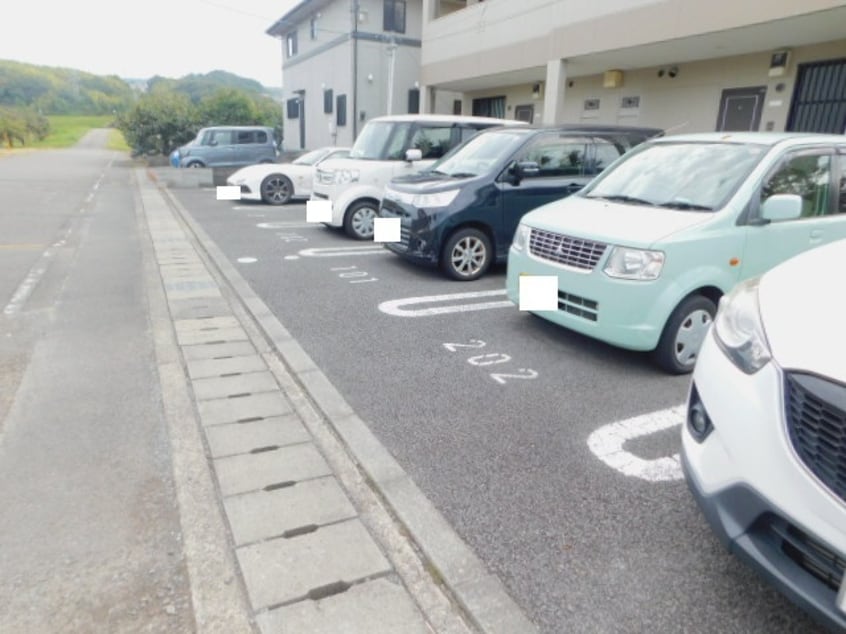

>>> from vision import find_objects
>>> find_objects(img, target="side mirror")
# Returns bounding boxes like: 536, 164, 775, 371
760, 194, 802, 223
209, 139, 218, 147
405, 148, 423, 162
516, 160, 540, 177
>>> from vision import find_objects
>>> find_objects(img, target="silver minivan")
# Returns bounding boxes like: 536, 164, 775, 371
170, 126, 279, 168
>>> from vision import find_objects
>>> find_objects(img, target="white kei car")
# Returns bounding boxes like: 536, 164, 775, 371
683, 237, 846, 631
226, 146, 349, 205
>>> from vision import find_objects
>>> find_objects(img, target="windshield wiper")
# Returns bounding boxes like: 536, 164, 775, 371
448, 172, 477, 178
658, 200, 714, 211
429, 169, 449, 176
587, 194, 656, 206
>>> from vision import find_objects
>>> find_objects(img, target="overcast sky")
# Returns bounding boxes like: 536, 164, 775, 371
1, 0, 301, 86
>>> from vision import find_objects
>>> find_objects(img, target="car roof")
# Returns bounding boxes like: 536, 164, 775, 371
367, 114, 525, 126
652, 131, 846, 146
199, 125, 273, 131
480, 124, 664, 137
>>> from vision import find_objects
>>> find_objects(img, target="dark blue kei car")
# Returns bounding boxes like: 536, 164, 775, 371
378, 124, 662, 280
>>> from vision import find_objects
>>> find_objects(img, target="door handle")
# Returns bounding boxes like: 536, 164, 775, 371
810, 229, 823, 241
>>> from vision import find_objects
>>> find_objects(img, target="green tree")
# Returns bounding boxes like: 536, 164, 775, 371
0, 106, 48, 147
117, 90, 198, 155
198, 88, 258, 126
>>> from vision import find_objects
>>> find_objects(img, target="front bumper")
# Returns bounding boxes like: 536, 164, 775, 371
505, 246, 665, 351
225, 180, 260, 201
379, 200, 439, 266
682, 331, 846, 631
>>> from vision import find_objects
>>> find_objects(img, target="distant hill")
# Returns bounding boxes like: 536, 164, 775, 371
146, 70, 268, 103
0, 61, 279, 114
0, 59, 135, 115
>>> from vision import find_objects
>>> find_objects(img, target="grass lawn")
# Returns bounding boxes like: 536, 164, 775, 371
29, 115, 116, 149
106, 128, 131, 152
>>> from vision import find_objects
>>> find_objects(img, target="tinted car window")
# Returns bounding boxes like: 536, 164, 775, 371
207, 129, 233, 145
519, 136, 590, 177
589, 138, 626, 176
236, 130, 256, 144
256, 130, 268, 143
840, 155, 846, 213
409, 125, 453, 159
761, 153, 833, 218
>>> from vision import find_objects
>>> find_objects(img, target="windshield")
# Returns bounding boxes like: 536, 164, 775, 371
582, 142, 767, 211
350, 121, 412, 160
429, 131, 525, 178
293, 148, 329, 165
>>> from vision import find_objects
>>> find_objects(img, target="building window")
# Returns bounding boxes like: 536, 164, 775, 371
336, 94, 347, 126
287, 98, 300, 119
383, 0, 406, 34
310, 17, 318, 40
286, 31, 298, 58
472, 96, 506, 119
324, 89, 334, 114
453, 100, 462, 115
408, 89, 420, 114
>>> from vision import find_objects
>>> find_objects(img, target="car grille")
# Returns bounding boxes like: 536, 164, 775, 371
316, 169, 333, 185
754, 514, 845, 592
558, 291, 598, 321
785, 372, 846, 505
529, 229, 607, 270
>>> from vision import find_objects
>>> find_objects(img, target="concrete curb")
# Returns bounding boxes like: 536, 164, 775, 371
158, 185, 538, 634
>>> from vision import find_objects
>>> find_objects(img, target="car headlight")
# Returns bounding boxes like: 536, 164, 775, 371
412, 189, 459, 209
603, 246, 664, 280
512, 224, 531, 252
713, 277, 771, 374
333, 169, 360, 184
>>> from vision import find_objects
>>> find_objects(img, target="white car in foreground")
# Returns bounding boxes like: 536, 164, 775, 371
226, 146, 349, 205
683, 237, 846, 631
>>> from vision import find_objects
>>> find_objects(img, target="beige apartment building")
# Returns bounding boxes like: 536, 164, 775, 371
419, 0, 846, 134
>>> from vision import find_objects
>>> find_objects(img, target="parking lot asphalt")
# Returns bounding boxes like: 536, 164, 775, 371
171, 189, 826, 634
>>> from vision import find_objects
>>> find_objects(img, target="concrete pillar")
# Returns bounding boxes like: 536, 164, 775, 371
543, 59, 568, 125
420, 85, 436, 114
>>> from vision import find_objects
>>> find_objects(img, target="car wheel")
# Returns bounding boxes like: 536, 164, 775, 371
260, 174, 293, 205
441, 228, 492, 281
652, 295, 717, 374
186, 161, 204, 168
344, 200, 378, 240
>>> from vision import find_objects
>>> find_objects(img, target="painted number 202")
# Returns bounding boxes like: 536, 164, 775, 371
442, 340, 538, 385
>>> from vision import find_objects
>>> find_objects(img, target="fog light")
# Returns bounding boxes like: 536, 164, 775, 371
687, 384, 713, 442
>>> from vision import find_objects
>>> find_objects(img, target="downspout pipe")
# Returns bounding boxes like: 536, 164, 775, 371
352, 0, 359, 139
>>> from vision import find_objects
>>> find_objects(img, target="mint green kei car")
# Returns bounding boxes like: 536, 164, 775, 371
506, 132, 846, 373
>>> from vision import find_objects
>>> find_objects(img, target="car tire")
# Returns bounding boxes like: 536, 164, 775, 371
652, 295, 717, 374
260, 174, 293, 205
185, 161, 204, 168
344, 200, 378, 240
441, 228, 493, 281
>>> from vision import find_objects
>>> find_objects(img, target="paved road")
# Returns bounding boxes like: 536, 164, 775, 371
0, 133, 194, 632
175, 189, 825, 633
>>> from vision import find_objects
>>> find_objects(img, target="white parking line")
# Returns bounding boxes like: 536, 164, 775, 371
586, 405, 685, 482
256, 221, 312, 229
298, 246, 386, 257
379, 290, 512, 317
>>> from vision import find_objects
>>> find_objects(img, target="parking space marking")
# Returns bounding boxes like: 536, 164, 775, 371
586, 405, 685, 482
379, 290, 512, 317
257, 222, 313, 229
298, 246, 386, 258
